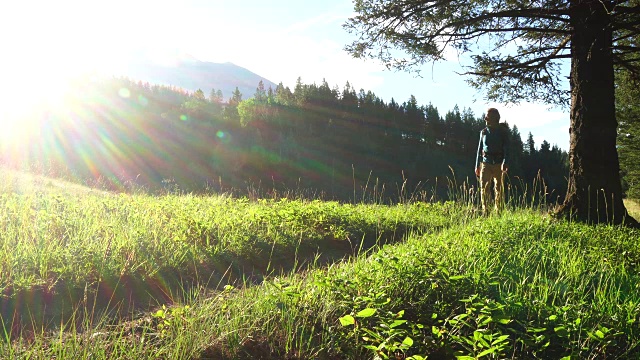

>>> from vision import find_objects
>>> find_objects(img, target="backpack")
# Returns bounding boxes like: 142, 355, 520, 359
481, 125, 507, 158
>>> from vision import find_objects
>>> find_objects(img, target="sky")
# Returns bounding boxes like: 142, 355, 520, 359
0, 0, 570, 150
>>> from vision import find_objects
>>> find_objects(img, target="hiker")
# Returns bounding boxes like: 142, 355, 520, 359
475, 108, 509, 215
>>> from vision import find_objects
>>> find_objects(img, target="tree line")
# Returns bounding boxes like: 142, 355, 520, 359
2, 76, 569, 203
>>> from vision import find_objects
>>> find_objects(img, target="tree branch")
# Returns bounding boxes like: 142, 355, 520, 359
465, 54, 572, 77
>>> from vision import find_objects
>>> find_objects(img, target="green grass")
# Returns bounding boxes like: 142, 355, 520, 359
182, 212, 639, 359
1, 168, 639, 359
0, 187, 457, 292
0, 168, 465, 335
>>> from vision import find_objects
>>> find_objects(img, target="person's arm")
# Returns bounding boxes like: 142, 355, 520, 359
475, 130, 483, 177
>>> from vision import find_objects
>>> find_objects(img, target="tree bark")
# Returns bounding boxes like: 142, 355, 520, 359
556, 0, 638, 226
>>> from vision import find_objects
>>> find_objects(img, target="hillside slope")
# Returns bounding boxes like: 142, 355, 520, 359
120, 58, 278, 100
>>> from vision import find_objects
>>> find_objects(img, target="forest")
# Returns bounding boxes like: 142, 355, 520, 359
1, 76, 570, 203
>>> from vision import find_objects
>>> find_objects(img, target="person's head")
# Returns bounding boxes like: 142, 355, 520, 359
485, 108, 500, 127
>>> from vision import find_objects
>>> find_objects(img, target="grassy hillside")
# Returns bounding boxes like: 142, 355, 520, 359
0, 168, 463, 333
0, 169, 639, 359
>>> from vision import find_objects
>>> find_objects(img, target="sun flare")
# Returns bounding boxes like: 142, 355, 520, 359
0, 60, 75, 146
0, 1, 135, 148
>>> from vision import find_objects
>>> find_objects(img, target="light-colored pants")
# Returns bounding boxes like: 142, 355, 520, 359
479, 163, 504, 213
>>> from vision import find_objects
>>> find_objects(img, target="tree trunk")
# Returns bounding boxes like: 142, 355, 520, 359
556, 0, 638, 226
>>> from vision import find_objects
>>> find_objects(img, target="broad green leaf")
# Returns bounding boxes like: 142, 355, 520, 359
339, 315, 355, 326
554, 326, 569, 337
356, 308, 377, 318
390, 319, 407, 328
527, 327, 547, 333
494, 315, 511, 324
402, 336, 414, 347
480, 316, 493, 326
432, 326, 443, 336
493, 334, 510, 344
478, 348, 495, 357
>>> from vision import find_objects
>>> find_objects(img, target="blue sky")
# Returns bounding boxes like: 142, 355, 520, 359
1, 0, 570, 150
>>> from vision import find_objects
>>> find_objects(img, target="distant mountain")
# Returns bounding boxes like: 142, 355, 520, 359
117, 57, 278, 102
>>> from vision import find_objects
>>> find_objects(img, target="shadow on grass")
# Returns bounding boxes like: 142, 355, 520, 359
0, 226, 421, 340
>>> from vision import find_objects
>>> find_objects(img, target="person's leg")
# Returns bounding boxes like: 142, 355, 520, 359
479, 163, 491, 214
494, 167, 504, 212
485, 164, 499, 212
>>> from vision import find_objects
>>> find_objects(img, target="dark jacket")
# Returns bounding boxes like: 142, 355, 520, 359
476, 125, 509, 169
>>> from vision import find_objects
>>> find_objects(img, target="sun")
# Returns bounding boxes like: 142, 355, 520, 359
0, 52, 78, 146
0, 1, 132, 147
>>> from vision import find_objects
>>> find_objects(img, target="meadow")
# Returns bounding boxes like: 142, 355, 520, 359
0, 168, 639, 359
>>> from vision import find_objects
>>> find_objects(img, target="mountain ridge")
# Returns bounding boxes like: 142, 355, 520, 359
117, 58, 278, 101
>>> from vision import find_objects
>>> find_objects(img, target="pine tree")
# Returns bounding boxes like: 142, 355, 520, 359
229, 87, 242, 106
526, 132, 536, 156
223, 87, 243, 124
254, 80, 267, 103
193, 89, 205, 101
424, 103, 442, 148
508, 125, 525, 177
209, 88, 223, 104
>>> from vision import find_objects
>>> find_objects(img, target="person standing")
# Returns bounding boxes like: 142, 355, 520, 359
475, 108, 509, 215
